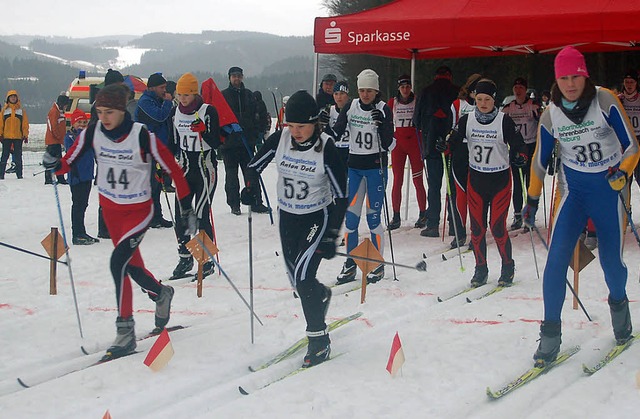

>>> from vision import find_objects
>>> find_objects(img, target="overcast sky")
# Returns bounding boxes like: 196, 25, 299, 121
3, 0, 327, 38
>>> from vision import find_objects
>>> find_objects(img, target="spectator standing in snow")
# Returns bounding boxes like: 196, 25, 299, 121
168, 73, 221, 280
413, 66, 459, 238
64, 109, 98, 246
43, 84, 196, 361
244, 90, 347, 368
0, 89, 29, 180
44, 94, 70, 185
135, 72, 174, 229
221, 66, 269, 215
386, 74, 427, 231
522, 46, 640, 365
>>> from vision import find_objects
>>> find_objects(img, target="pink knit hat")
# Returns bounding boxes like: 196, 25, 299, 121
554, 46, 589, 79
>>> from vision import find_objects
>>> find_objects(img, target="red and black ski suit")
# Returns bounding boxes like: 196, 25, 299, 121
448, 110, 525, 270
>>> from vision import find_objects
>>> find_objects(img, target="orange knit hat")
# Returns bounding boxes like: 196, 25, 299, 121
176, 73, 199, 95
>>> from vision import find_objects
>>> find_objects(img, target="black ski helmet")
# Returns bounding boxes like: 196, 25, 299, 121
285, 90, 319, 124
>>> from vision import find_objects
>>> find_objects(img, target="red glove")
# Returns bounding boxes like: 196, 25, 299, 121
23, 137, 28, 144
190, 120, 206, 133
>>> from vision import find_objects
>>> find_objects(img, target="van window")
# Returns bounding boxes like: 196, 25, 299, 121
77, 99, 92, 113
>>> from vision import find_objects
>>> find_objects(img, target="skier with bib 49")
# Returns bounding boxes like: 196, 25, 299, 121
43, 84, 196, 361
523, 46, 640, 365
244, 90, 347, 367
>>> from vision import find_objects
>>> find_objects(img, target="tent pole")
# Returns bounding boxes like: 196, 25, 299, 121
313, 53, 319, 93
411, 50, 417, 87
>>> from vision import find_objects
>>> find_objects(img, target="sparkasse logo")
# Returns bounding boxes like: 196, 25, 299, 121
324, 21, 411, 46
325, 21, 341, 44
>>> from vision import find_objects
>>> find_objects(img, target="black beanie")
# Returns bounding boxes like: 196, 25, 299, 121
56, 95, 69, 107
147, 73, 167, 88
166, 81, 176, 94
397, 74, 411, 86
104, 69, 124, 86
474, 79, 497, 98
285, 90, 319, 123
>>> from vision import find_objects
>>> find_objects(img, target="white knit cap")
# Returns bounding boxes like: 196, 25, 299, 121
357, 69, 379, 91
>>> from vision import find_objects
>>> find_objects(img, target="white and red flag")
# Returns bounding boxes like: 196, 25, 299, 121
386, 332, 405, 377
143, 329, 174, 372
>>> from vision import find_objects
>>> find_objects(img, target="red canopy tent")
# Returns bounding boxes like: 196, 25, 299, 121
313, 0, 640, 60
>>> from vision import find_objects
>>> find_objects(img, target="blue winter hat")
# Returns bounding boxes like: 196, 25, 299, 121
333, 80, 349, 94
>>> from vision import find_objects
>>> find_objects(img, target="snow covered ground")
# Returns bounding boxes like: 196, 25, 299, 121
2, 156, 640, 418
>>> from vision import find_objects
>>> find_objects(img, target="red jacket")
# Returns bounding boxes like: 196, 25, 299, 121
45, 103, 66, 146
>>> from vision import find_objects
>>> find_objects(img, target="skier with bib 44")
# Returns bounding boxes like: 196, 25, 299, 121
43, 84, 197, 361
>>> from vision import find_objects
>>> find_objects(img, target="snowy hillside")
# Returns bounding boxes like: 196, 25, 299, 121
2, 160, 640, 418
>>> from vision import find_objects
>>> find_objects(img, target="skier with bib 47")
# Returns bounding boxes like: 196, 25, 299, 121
43, 84, 197, 361
523, 46, 640, 365
244, 90, 347, 367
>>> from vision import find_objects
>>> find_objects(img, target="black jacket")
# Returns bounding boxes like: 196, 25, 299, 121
316, 88, 335, 112
414, 78, 459, 157
222, 82, 257, 149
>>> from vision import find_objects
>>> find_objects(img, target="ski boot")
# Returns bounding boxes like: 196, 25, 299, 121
533, 321, 561, 366
470, 265, 488, 288
153, 285, 175, 331
414, 210, 427, 228
102, 316, 136, 362
450, 235, 466, 249
193, 260, 215, 282
609, 296, 633, 345
510, 213, 523, 230
366, 264, 385, 284
336, 259, 357, 285
388, 212, 401, 230
584, 233, 598, 251
303, 332, 331, 368
73, 236, 95, 245
171, 256, 194, 279
497, 262, 515, 287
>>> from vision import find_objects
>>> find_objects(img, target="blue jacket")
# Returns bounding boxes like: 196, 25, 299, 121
64, 129, 94, 185
134, 90, 173, 144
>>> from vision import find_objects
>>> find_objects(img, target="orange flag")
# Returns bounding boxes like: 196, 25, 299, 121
143, 329, 174, 372
386, 332, 405, 376
102, 410, 112, 419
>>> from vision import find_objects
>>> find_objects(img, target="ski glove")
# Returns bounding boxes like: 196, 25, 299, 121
318, 108, 330, 125
435, 137, 449, 153
23, 137, 28, 144
42, 151, 62, 172
522, 196, 539, 228
606, 167, 627, 191
240, 186, 259, 206
180, 207, 197, 236
511, 152, 528, 167
315, 229, 340, 260
371, 109, 384, 126
191, 120, 206, 133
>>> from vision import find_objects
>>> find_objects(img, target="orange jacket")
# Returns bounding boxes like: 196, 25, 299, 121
0, 90, 29, 140
45, 102, 66, 145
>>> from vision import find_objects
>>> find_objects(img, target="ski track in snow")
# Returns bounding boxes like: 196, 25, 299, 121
2, 153, 640, 418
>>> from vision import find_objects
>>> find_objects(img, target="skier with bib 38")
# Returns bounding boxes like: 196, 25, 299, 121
522, 46, 640, 365
244, 90, 348, 367
43, 84, 196, 361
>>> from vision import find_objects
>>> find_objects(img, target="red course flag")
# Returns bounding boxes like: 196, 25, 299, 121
386, 332, 405, 376
143, 329, 174, 372
102, 410, 112, 419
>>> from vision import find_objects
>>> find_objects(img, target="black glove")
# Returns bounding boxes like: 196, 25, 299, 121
43, 151, 61, 171
435, 138, 448, 153
512, 152, 528, 167
180, 207, 197, 236
371, 109, 384, 125
319, 108, 330, 125
240, 186, 258, 206
315, 229, 339, 259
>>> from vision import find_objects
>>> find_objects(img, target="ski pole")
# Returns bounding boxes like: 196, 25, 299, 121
617, 191, 640, 249
0, 240, 68, 265
377, 132, 399, 281
51, 174, 85, 341
247, 205, 255, 344
335, 251, 427, 272
519, 168, 539, 279
531, 226, 592, 321
442, 152, 464, 272
194, 236, 264, 327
